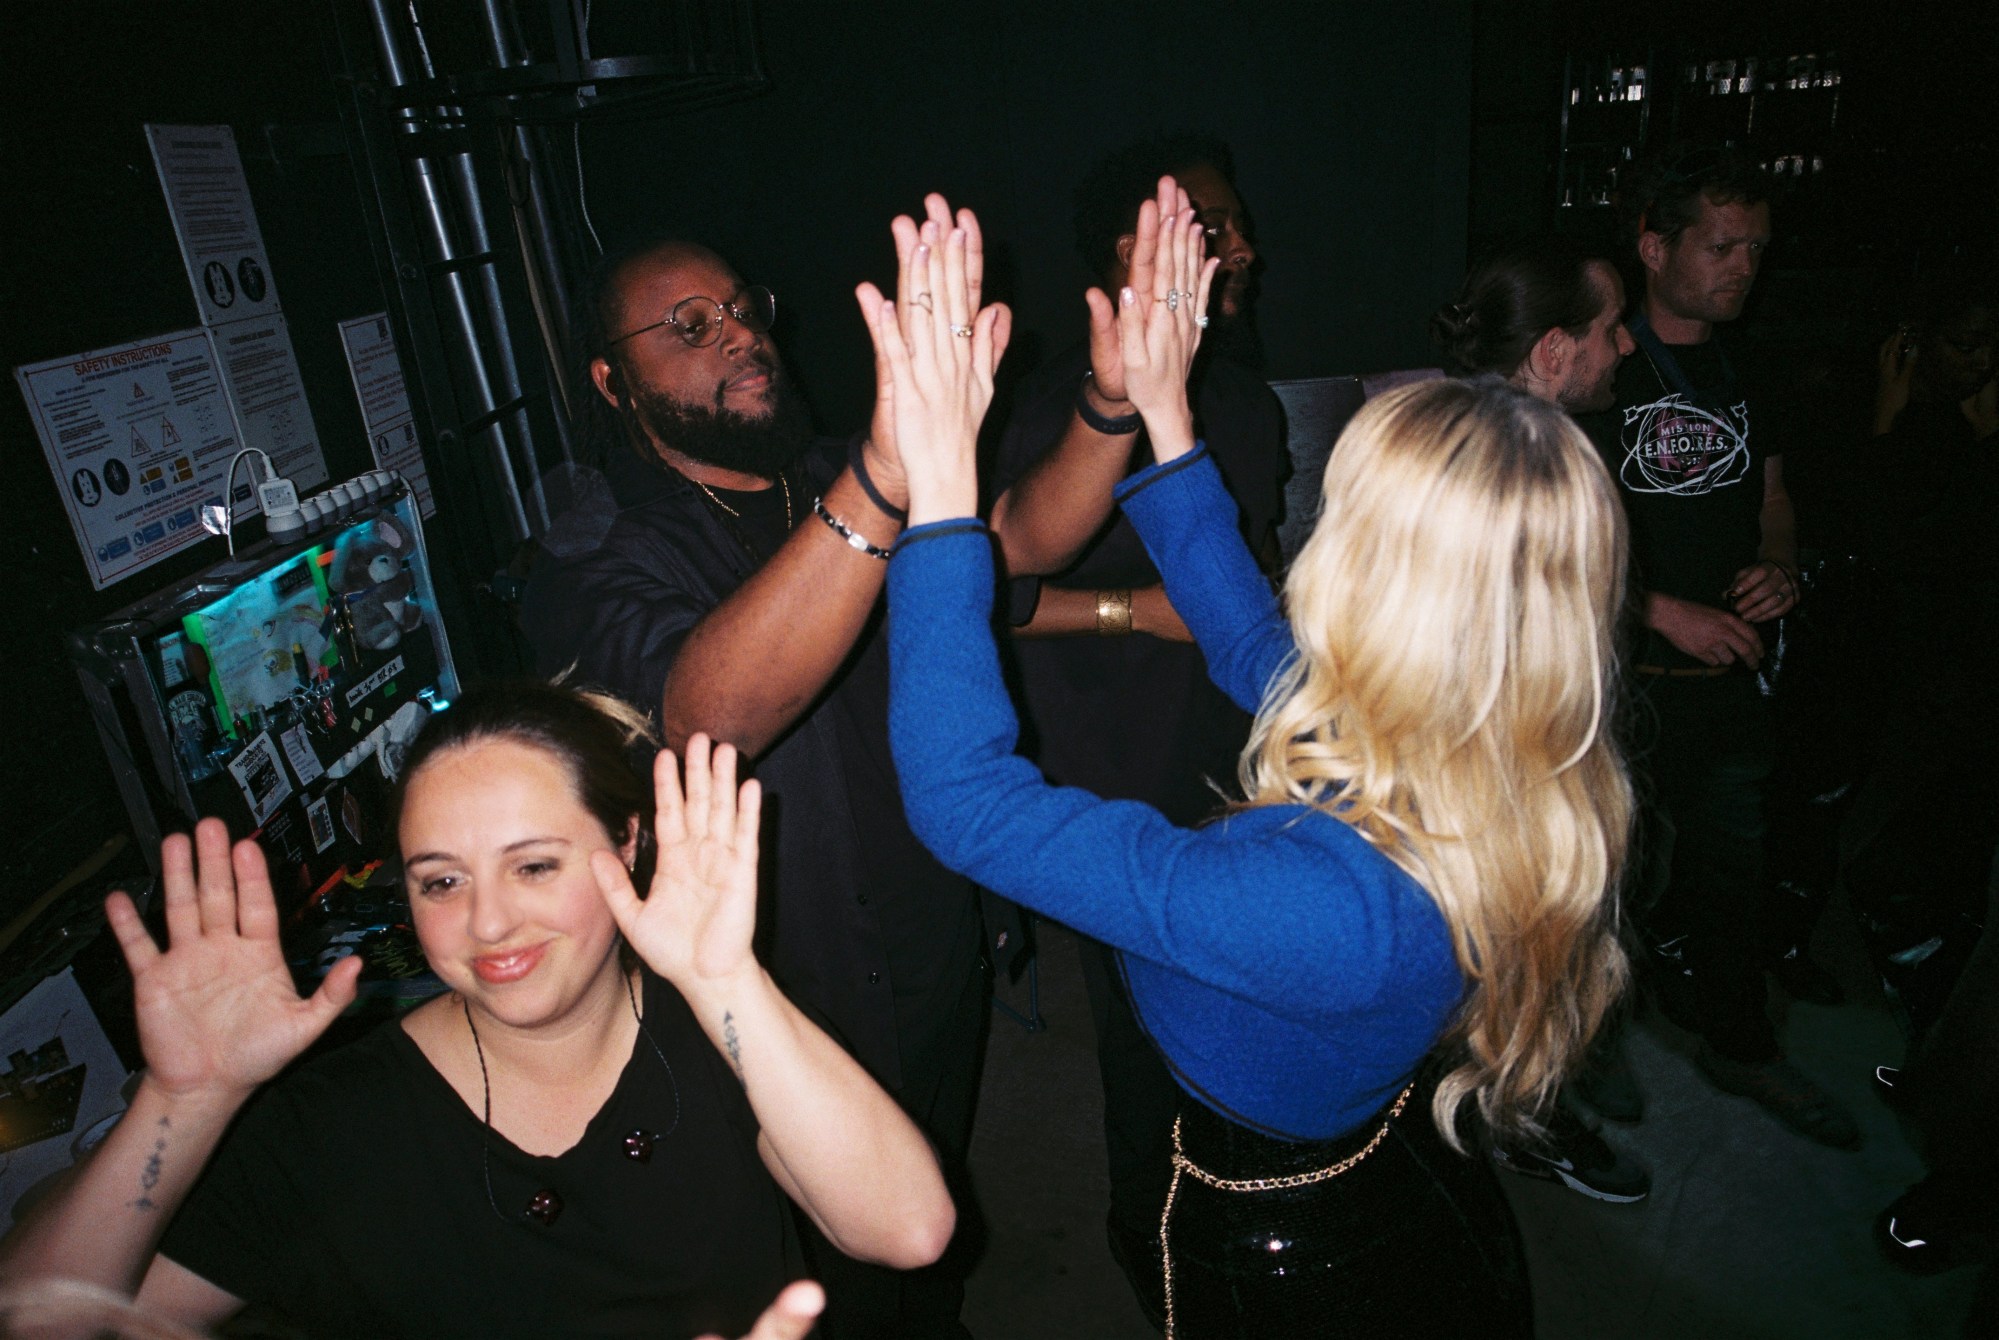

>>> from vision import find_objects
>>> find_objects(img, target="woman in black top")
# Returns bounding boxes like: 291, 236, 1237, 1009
0, 682, 952, 1338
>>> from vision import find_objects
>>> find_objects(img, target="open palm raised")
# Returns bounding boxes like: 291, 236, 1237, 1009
104, 819, 362, 1103
593, 734, 762, 988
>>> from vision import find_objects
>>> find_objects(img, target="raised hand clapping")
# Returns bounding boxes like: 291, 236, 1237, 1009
855, 196, 1012, 526
1117, 175, 1220, 464
104, 819, 362, 1103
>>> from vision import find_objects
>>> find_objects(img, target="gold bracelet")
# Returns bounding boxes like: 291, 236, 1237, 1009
1095, 589, 1133, 636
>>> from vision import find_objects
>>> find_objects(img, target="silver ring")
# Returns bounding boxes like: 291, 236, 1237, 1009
912, 292, 934, 313
951, 324, 973, 338
1165, 289, 1181, 312
1196, 314, 1210, 330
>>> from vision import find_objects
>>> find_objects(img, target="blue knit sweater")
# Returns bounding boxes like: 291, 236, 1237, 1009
887, 447, 1463, 1140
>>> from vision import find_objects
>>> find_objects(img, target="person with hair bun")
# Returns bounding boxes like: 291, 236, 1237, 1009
0, 680, 952, 1340
865, 200, 1632, 1336
1428, 237, 1651, 1205
1432, 235, 1634, 411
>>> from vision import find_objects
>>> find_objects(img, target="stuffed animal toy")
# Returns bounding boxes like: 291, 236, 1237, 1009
328, 515, 424, 652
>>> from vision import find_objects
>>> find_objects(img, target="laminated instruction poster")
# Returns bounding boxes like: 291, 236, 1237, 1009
337, 312, 435, 517
146, 123, 328, 491
14, 329, 242, 589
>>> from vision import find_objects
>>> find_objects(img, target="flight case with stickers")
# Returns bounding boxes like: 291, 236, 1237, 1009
66, 481, 455, 996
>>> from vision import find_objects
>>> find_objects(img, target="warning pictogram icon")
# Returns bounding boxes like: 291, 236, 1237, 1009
161, 417, 181, 447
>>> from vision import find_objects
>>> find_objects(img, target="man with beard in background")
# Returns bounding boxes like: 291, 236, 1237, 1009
982, 134, 1286, 1328
521, 230, 983, 1339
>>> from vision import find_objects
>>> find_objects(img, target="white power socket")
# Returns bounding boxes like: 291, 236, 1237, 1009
258, 477, 300, 516
259, 475, 305, 542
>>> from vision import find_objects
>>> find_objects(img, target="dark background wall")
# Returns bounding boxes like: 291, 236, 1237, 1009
582, 0, 1475, 433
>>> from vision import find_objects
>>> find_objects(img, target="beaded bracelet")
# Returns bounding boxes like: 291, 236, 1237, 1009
813, 496, 892, 561
847, 438, 909, 524
1076, 371, 1142, 435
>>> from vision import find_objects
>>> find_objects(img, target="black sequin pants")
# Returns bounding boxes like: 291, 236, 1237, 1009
1162, 1073, 1531, 1339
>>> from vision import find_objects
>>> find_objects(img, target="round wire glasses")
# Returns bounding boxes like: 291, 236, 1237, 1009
610, 286, 776, 349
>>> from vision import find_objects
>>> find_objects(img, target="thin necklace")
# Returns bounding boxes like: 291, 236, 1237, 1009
694, 472, 792, 529
464, 972, 682, 1227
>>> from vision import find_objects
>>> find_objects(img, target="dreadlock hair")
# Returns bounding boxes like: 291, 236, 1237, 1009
570, 230, 708, 466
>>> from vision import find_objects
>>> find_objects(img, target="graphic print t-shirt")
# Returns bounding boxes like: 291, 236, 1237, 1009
1578, 338, 1772, 668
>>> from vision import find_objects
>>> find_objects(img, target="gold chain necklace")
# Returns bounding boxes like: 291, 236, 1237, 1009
694, 472, 792, 530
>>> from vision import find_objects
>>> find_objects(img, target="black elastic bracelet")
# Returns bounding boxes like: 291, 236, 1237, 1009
1076, 372, 1142, 435
847, 438, 909, 524
813, 496, 893, 560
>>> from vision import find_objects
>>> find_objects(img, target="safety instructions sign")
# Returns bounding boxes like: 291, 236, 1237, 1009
14, 329, 242, 590
145, 124, 283, 327
337, 312, 435, 517
146, 124, 327, 490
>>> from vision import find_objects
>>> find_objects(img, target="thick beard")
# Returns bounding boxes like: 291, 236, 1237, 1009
622, 356, 815, 479
1199, 277, 1265, 370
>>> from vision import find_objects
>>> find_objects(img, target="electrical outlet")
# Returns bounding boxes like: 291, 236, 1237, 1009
258, 477, 300, 516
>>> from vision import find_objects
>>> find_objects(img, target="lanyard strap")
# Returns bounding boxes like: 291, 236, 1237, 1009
1628, 312, 1740, 406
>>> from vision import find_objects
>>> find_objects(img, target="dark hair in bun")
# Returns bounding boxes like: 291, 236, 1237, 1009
1432, 236, 1610, 380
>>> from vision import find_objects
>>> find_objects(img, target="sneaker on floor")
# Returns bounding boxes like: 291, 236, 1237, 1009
1874, 1182, 1999, 1276
1492, 1119, 1650, 1203
1695, 1044, 1862, 1150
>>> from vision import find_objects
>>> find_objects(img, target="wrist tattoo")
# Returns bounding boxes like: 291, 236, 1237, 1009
722, 1010, 744, 1085
129, 1117, 169, 1212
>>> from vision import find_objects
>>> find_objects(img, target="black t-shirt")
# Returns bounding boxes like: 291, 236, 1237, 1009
991, 344, 1286, 824
1578, 335, 1777, 668
159, 973, 798, 1339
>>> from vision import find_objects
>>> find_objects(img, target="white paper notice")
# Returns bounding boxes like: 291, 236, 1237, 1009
145, 124, 283, 328
279, 723, 326, 786
0, 969, 131, 1233
146, 124, 328, 491
337, 312, 435, 517
226, 729, 294, 825
14, 330, 242, 589
210, 315, 328, 490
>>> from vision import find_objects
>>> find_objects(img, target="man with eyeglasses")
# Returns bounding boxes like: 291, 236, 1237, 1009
521, 222, 983, 1339
980, 133, 1285, 1327
1575, 147, 1861, 1151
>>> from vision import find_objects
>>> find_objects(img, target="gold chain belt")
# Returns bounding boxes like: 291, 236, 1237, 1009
1159, 1083, 1414, 1338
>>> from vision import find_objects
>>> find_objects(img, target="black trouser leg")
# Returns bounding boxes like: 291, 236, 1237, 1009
810, 959, 989, 1340
1845, 717, 1997, 1041
1634, 676, 1779, 1062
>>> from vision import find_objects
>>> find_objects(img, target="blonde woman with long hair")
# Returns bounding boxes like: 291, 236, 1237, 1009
869, 186, 1631, 1337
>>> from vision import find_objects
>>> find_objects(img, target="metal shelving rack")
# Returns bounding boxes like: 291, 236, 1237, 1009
322, 0, 767, 674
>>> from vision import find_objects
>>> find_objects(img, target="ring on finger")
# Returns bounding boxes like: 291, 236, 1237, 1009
912, 292, 934, 313
1195, 314, 1210, 330
950, 323, 974, 338
1165, 289, 1181, 312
